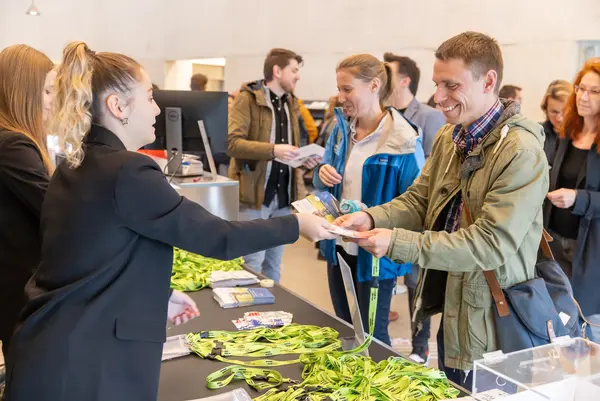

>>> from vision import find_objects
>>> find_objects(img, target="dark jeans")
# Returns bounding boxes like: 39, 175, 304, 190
437, 319, 518, 394
405, 265, 431, 350
327, 246, 394, 345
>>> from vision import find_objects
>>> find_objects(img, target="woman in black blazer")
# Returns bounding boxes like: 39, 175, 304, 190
544, 59, 600, 331
539, 80, 573, 167
0, 45, 55, 357
4, 42, 334, 401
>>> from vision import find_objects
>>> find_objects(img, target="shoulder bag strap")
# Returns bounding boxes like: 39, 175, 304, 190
463, 205, 511, 317
463, 204, 556, 318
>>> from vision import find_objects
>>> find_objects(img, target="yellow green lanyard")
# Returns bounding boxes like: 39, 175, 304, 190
170, 248, 244, 291
197, 256, 459, 400
367, 256, 380, 341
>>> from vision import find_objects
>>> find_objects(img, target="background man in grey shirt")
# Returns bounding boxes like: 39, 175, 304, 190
384, 53, 446, 157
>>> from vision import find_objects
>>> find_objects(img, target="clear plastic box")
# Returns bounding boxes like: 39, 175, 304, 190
473, 337, 600, 400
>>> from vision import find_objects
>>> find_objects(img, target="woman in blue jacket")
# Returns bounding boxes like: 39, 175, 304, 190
313, 54, 424, 344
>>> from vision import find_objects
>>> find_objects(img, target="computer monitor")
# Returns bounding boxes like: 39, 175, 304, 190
146, 90, 228, 174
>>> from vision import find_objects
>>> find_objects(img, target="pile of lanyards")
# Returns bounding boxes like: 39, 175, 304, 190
183, 252, 459, 400
186, 325, 459, 401
170, 248, 244, 291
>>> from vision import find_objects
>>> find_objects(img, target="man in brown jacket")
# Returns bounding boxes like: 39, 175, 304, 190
228, 48, 319, 283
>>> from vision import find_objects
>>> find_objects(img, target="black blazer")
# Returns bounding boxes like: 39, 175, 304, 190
0, 131, 49, 355
5, 125, 299, 401
544, 139, 600, 316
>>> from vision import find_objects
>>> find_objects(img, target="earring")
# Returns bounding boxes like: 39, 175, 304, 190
121, 118, 129, 126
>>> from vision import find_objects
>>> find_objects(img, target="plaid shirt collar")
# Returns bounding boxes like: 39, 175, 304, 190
452, 99, 503, 154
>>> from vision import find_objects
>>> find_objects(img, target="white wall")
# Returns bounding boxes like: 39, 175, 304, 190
164, 60, 194, 91
1, 0, 599, 120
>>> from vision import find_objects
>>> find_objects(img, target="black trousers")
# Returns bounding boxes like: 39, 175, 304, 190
547, 230, 577, 280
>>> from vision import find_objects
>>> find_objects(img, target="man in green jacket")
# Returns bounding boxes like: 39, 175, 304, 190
338, 32, 549, 389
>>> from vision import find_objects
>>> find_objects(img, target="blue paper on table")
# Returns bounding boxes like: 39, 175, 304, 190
212, 287, 275, 309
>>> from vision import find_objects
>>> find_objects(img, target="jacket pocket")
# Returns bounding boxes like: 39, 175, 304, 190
462, 284, 493, 351
115, 318, 166, 343
239, 169, 257, 205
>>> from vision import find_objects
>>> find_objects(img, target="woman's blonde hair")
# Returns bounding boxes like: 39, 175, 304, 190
336, 54, 394, 106
0, 45, 54, 172
51, 41, 142, 168
540, 79, 573, 112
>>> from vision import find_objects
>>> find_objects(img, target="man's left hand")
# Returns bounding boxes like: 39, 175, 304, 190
302, 157, 321, 170
168, 290, 200, 326
547, 188, 577, 209
350, 229, 394, 259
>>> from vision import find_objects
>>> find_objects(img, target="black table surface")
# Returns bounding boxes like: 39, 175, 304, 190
158, 280, 467, 400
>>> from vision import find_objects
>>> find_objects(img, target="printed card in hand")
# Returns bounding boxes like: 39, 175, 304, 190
275, 144, 325, 168
326, 226, 360, 239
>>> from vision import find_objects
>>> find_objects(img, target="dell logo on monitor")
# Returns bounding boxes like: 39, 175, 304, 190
167, 110, 180, 122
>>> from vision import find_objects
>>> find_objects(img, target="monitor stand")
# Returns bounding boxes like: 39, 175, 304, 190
163, 108, 215, 180
168, 120, 216, 181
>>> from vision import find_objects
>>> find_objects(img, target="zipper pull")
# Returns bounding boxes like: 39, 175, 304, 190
493, 125, 510, 155
443, 145, 457, 177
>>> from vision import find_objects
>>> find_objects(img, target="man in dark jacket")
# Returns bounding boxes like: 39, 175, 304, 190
228, 48, 319, 283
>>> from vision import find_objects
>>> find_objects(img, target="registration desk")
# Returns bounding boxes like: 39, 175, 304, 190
158, 280, 468, 400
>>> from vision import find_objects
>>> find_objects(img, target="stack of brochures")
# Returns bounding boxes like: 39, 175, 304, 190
213, 287, 275, 309
209, 271, 260, 288
232, 311, 293, 330
291, 191, 342, 223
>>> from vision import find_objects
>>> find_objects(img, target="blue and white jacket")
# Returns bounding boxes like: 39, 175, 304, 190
313, 107, 425, 282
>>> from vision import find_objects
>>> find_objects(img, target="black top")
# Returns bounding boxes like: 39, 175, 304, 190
264, 89, 291, 207
544, 139, 600, 316
5, 125, 300, 401
398, 107, 408, 114
542, 120, 560, 168
549, 143, 588, 239
0, 131, 49, 353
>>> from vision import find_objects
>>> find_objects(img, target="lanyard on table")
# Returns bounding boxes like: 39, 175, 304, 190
201, 256, 400, 395
199, 255, 459, 400
170, 248, 244, 291
187, 325, 342, 369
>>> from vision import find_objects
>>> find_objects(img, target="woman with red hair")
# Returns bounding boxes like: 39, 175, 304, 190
544, 58, 600, 329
